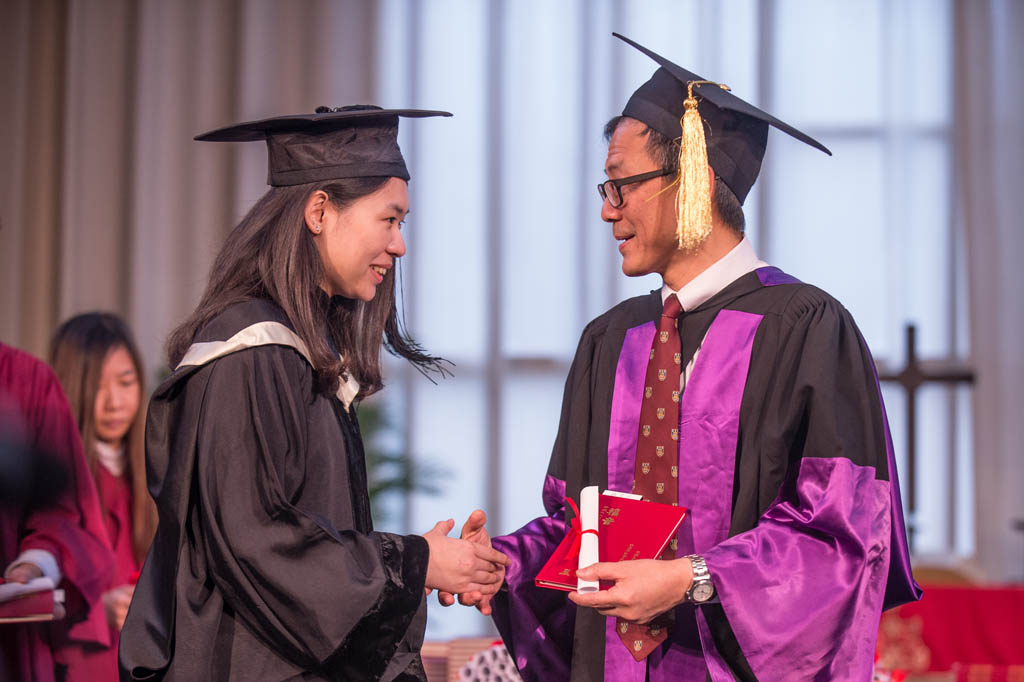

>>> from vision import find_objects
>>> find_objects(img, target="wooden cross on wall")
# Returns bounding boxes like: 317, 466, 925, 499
877, 324, 975, 553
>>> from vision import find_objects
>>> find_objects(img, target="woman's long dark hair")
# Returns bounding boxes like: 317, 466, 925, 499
50, 312, 158, 562
166, 176, 443, 397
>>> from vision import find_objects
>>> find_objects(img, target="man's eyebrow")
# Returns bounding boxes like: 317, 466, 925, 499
605, 161, 621, 176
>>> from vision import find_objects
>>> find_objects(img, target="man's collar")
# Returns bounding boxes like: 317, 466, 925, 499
661, 236, 768, 311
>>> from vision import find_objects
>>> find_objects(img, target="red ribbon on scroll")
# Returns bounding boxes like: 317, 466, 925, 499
564, 497, 599, 560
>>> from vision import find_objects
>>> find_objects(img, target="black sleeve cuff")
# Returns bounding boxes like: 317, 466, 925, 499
320, 533, 429, 680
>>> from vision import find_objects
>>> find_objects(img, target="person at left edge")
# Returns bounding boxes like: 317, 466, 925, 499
1, 342, 114, 682
118, 105, 510, 682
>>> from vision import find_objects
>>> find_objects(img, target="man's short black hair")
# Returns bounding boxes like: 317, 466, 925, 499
604, 115, 746, 234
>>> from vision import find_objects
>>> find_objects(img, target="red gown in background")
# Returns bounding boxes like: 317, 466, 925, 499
59, 465, 140, 681
0, 343, 114, 682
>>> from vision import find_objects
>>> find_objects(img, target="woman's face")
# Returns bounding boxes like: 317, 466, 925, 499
315, 177, 409, 302
93, 345, 141, 445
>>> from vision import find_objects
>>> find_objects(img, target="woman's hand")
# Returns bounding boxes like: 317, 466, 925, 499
422, 518, 509, 597
102, 583, 135, 630
3, 561, 43, 584
4, 562, 67, 619
435, 510, 504, 615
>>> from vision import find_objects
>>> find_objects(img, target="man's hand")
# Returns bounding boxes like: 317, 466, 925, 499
435, 510, 505, 615
567, 557, 693, 624
423, 517, 510, 598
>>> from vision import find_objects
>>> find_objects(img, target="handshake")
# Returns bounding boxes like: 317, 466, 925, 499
421, 509, 508, 616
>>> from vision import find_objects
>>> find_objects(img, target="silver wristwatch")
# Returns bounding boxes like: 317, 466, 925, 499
684, 554, 715, 603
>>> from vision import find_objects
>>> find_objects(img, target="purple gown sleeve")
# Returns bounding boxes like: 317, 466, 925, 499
699, 292, 921, 681
490, 318, 612, 682
491, 475, 574, 682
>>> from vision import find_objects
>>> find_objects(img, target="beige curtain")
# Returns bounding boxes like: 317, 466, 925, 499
0, 0, 377, 380
0, 0, 68, 357
955, 0, 1024, 582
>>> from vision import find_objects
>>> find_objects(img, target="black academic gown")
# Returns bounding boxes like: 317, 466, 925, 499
119, 299, 429, 682
491, 267, 920, 682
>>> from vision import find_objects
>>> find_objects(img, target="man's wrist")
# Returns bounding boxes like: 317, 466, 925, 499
683, 554, 716, 603
673, 557, 695, 607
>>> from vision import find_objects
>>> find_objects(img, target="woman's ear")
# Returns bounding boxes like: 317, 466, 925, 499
304, 190, 329, 235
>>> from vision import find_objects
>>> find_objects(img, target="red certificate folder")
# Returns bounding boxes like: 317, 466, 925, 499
0, 577, 62, 623
535, 494, 688, 592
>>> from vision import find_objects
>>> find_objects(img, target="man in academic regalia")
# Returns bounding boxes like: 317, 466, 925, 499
0, 342, 115, 682
475, 34, 922, 681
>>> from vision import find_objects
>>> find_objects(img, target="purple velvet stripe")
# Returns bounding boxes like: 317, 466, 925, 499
668, 310, 763, 682
491, 475, 573, 682
607, 322, 656, 495
679, 310, 763, 555
605, 618, 646, 682
870, 364, 923, 609
702, 458, 892, 681
755, 265, 801, 286
605, 313, 764, 682
604, 322, 656, 682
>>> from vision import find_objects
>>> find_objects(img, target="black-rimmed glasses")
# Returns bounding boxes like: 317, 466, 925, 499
597, 168, 674, 208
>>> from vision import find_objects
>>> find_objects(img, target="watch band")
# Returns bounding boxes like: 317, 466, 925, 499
684, 554, 715, 603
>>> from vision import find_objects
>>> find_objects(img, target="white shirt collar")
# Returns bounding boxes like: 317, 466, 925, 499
661, 236, 768, 311
95, 439, 126, 477
338, 373, 360, 411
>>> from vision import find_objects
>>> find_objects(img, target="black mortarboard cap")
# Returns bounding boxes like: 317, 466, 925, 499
195, 105, 452, 187
614, 33, 830, 204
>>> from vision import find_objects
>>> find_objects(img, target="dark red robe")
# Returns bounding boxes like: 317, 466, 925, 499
60, 465, 141, 681
0, 343, 114, 682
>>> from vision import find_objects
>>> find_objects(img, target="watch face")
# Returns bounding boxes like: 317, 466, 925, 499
692, 582, 715, 602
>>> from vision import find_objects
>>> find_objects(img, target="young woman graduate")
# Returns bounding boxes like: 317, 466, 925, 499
118, 106, 510, 682
50, 313, 157, 680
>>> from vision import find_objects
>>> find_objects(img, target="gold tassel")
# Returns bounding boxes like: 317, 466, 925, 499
675, 81, 728, 251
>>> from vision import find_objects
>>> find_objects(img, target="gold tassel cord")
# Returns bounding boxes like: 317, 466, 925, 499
675, 80, 729, 251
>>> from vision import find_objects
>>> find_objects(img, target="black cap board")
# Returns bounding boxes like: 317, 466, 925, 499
614, 33, 830, 204
195, 105, 452, 187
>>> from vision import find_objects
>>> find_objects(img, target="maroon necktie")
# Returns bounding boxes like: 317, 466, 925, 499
617, 293, 682, 661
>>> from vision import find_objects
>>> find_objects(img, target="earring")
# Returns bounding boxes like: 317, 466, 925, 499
313, 225, 321, 234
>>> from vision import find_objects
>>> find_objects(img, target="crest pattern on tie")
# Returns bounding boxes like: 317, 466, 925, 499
617, 293, 683, 661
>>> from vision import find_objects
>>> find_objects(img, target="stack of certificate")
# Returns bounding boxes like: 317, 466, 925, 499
0, 576, 63, 623
535, 486, 688, 593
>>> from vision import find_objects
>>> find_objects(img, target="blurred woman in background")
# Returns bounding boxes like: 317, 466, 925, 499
50, 312, 157, 680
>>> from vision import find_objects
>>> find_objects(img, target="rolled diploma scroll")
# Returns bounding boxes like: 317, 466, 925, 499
576, 485, 600, 593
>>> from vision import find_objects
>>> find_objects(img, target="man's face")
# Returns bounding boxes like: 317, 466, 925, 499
602, 118, 678, 278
